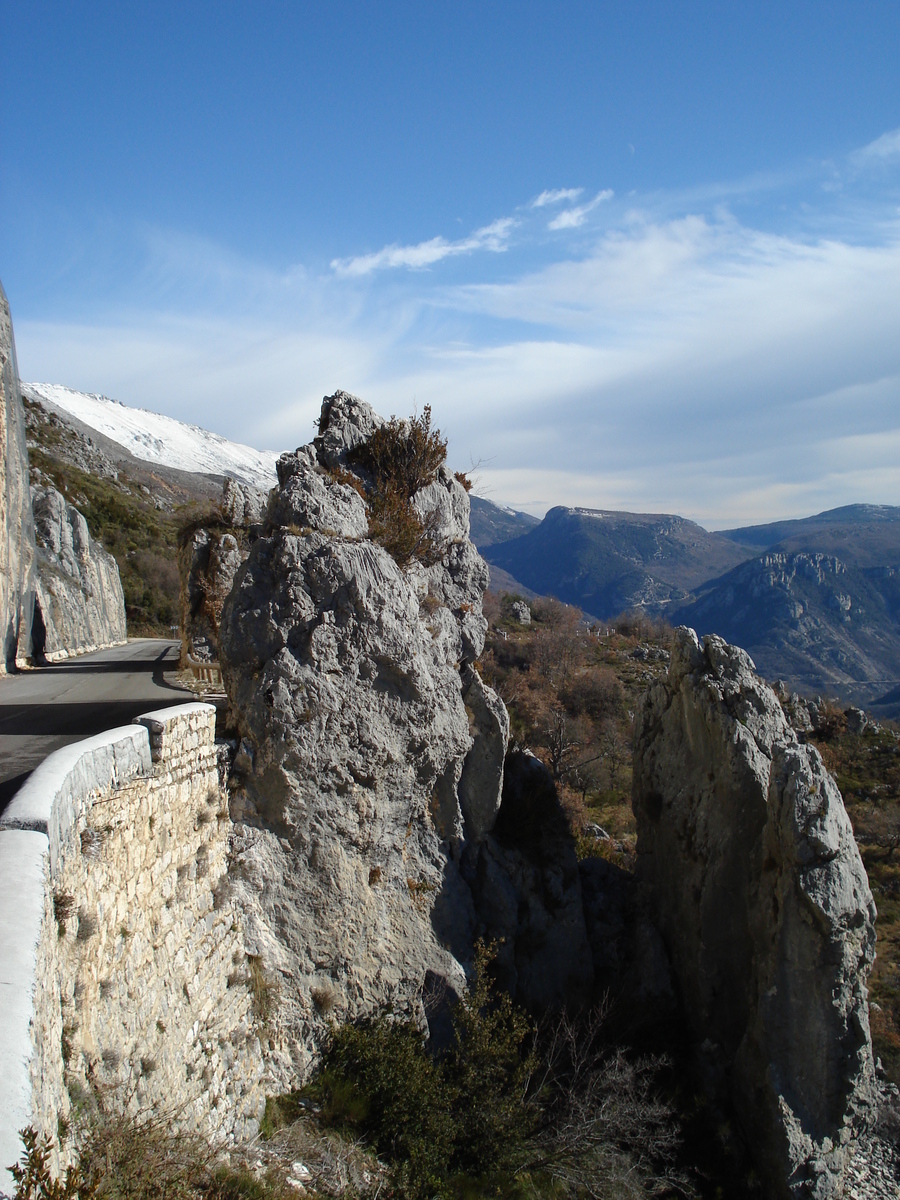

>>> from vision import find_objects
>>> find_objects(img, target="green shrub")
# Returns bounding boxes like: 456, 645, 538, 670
309, 942, 686, 1199
367, 483, 443, 568
445, 944, 539, 1181
10, 1126, 90, 1200
315, 1017, 454, 1199
12, 1114, 292, 1200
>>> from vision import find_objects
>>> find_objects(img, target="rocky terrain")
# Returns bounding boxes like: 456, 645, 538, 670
30, 483, 126, 659
0, 282, 36, 670
211, 391, 888, 1197
179, 479, 268, 663
219, 393, 592, 1085
2, 350, 896, 1195
634, 629, 877, 1198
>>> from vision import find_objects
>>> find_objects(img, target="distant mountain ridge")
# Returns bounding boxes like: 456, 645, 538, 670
722, 503, 900, 550
23, 382, 281, 491
483, 502, 900, 713
484, 505, 755, 618
468, 495, 539, 548
21, 381, 900, 711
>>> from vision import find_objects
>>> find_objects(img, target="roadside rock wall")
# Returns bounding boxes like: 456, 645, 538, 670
219, 392, 591, 1087
0, 280, 36, 669
633, 627, 877, 1199
0, 704, 266, 1192
31, 483, 127, 660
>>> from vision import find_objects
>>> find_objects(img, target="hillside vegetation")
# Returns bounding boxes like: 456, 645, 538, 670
480, 593, 671, 864
810, 714, 900, 1081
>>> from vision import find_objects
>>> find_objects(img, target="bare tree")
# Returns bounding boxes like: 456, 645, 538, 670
600, 724, 629, 793
519, 1004, 692, 1199
533, 599, 587, 684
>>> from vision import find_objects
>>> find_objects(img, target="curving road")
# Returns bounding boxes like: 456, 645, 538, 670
0, 639, 196, 816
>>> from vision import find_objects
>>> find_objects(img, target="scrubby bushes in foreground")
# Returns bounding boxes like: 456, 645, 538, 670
10, 956, 689, 1200
301, 943, 690, 1200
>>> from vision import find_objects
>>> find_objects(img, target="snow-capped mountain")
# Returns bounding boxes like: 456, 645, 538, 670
23, 382, 281, 491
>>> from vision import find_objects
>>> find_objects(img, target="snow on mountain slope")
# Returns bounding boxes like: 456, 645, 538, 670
23, 382, 281, 490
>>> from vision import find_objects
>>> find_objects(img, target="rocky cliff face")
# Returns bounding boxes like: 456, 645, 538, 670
633, 627, 876, 1199
673, 550, 900, 711
31, 484, 127, 660
180, 480, 267, 664
219, 392, 591, 1085
0, 282, 36, 669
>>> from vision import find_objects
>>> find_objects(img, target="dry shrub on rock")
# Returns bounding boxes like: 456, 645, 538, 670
348, 406, 448, 567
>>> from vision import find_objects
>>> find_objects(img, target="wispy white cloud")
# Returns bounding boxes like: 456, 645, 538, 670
330, 217, 517, 277
532, 188, 584, 208
852, 126, 900, 165
547, 189, 614, 230
14, 157, 900, 528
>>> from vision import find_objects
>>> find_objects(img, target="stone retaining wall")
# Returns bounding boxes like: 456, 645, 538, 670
0, 703, 266, 1191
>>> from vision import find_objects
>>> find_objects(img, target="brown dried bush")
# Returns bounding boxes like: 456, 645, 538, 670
346, 407, 449, 568
348, 405, 446, 500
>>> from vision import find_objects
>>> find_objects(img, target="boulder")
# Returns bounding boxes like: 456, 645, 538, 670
31, 484, 127, 660
219, 392, 591, 1084
633, 627, 876, 1199
846, 706, 868, 736
457, 667, 510, 841
221, 478, 269, 528
510, 600, 531, 624
0, 281, 36, 669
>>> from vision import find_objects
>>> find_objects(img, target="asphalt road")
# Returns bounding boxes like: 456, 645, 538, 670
0, 639, 194, 817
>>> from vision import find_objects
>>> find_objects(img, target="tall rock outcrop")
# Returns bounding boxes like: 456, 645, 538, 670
31, 484, 127, 659
219, 392, 591, 1084
179, 480, 268, 665
0, 281, 36, 669
633, 627, 876, 1199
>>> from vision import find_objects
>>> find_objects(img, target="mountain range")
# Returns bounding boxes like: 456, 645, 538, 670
481, 504, 900, 714
23, 382, 900, 714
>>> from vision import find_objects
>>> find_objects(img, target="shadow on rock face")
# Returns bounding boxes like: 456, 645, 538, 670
492, 749, 570, 861
423, 968, 462, 1055
458, 749, 594, 1012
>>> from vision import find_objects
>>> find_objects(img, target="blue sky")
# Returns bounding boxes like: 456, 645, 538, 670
2, 1, 900, 526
